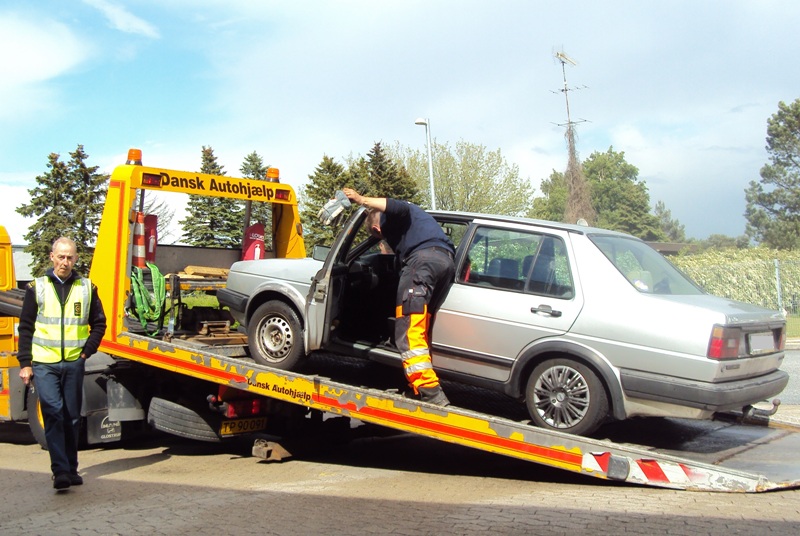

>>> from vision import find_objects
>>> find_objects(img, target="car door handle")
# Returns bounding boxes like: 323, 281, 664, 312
531, 304, 562, 317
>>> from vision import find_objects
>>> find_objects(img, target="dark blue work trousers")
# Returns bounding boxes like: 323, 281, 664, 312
32, 358, 85, 476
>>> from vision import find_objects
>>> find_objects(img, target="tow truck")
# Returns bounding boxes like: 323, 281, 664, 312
1, 150, 800, 493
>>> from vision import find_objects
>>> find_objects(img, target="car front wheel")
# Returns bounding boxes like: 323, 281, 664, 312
247, 301, 305, 370
525, 358, 608, 436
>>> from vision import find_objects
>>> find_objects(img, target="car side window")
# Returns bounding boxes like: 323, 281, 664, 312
525, 236, 574, 299
458, 227, 573, 298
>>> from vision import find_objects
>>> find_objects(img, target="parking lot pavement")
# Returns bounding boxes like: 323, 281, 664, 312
1, 423, 800, 536
775, 404, 800, 424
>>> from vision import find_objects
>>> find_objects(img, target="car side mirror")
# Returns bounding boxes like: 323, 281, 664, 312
312, 245, 330, 261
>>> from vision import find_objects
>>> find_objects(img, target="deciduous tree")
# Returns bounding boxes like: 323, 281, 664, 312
389, 140, 533, 215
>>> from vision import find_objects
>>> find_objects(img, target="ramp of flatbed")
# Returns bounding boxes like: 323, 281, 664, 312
596, 413, 800, 490
114, 332, 800, 493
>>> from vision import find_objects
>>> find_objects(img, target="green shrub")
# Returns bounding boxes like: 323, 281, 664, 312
668, 247, 800, 337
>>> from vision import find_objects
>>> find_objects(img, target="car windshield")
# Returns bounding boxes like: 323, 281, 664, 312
589, 234, 705, 295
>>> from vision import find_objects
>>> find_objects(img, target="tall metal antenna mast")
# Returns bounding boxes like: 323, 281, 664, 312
551, 49, 595, 226
552, 50, 587, 128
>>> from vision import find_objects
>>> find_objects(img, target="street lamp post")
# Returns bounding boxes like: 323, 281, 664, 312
414, 117, 436, 210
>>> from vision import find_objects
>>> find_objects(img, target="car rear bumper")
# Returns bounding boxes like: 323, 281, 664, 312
620, 368, 790, 412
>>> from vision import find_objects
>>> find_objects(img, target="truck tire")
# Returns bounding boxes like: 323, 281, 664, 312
247, 301, 304, 370
525, 358, 608, 436
146, 397, 221, 443
26, 385, 48, 449
25, 383, 89, 449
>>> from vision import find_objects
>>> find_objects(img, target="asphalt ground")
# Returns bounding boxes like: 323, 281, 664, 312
1, 348, 797, 535
1, 420, 800, 536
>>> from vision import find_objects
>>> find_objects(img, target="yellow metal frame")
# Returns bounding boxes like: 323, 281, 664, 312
90, 164, 306, 346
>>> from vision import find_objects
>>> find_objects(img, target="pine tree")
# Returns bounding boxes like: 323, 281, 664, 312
17, 145, 108, 276
364, 142, 420, 203
180, 146, 244, 247
301, 144, 421, 250
69, 145, 108, 252
654, 200, 686, 242
745, 98, 800, 249
239, 151, 272, 246
300, 155, 350, 249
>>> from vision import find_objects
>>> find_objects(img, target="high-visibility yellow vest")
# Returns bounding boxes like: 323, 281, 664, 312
31, 276, 91, 363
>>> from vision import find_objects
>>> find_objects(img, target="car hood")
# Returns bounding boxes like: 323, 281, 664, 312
231, 257, 324, 284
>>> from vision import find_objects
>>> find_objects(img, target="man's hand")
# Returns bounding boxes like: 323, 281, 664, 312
19, 366, 33, 386
342, 188, 363, 206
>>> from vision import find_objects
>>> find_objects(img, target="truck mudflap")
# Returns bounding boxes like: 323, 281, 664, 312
113, 332, 800, 493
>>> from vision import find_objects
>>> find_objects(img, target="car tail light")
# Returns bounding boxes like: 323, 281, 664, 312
707, 325, 741, 359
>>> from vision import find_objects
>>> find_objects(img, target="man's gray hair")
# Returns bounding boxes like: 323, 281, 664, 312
52, 236, 77, 252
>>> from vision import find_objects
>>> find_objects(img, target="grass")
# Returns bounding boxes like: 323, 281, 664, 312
787, 314, 800, 339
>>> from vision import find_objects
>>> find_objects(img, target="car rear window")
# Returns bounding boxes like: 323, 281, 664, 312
589, 234, 705, 295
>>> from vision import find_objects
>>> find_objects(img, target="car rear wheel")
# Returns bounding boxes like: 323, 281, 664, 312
525, 358, 608, 436
247, 301, 305, 370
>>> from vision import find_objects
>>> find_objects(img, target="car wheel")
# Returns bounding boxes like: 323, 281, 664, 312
247, 301, 305, 370
525, 358, 608, 436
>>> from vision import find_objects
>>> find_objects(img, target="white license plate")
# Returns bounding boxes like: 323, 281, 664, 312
748, 332, 774, 354
219, 417, 267, 436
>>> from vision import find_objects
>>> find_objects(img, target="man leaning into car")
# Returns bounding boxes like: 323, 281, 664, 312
343, 188, 455, 406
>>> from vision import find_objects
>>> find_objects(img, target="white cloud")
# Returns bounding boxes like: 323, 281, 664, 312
0, 182, 36, 245
0, 14, 90, 120
82, 0, 160, 38
2, 1, 799, 242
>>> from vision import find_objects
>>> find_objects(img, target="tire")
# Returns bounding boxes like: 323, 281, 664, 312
146, 397, 221, 442
247, 301, 305, 370
26, 385, 48, 449
525, 358, 609, 436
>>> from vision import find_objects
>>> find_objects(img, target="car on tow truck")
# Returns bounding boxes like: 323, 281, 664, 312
219, 207, 788, 436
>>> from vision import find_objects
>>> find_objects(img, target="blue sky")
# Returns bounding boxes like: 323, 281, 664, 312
1, 0, 799, 244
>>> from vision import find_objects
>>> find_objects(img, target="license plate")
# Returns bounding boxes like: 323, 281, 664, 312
748, 332, 774, 354
219, 417, 267, 436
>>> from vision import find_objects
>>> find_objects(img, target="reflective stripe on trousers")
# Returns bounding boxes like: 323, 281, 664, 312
396, 305, 440, 393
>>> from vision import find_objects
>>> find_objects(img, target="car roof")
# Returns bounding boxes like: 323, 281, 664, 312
428, 210, 638, 239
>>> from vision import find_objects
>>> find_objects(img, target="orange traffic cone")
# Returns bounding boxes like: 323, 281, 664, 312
132, 212, 146, 269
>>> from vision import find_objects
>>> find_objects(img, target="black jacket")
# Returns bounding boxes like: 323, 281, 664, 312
17, 268, 107, 369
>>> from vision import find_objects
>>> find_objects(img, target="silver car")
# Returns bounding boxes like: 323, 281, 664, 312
220, 209, 788, 436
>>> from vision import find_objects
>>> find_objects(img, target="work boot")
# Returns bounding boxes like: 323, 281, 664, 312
69, 472, 83, 486
53, 473, 71, 490
418, 386, 450, 407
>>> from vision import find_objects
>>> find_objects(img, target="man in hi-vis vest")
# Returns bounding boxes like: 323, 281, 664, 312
18, 237, 106, 491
